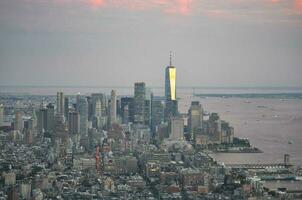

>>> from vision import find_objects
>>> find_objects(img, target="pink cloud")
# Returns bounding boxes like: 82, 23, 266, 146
84, 0, 193, 15
176, 0, 192, 15
295, 0, 302, 11
90, 0, 105, 7
270, 0, 280, 3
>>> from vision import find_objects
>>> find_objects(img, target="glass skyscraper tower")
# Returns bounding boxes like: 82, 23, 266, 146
165, 53, 178, 121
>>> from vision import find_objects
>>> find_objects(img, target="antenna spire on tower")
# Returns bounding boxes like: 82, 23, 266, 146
169, 51, 172, 66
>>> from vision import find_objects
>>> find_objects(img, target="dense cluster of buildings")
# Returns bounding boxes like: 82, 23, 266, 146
0, 56, 301, 199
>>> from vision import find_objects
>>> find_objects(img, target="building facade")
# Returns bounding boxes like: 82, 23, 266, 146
68, 111, 80, 135
134, 82, 146, 124
169, 117, 184, 140
110, 90, 117, 125
56, 92, 64, 117
78, 96, 88, 135
165, 56, 178, 121
188, 101, 203, 140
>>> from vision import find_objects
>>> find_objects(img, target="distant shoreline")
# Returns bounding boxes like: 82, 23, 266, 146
195, 93, 302, 99
1, 92, 302, 99
1, 85, 302, 90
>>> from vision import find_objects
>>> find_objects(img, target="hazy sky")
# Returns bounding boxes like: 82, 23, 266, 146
0, 0, 302, 87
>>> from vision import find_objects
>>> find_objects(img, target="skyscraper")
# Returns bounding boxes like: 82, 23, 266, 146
109, 90, 117, 125
144, 99, 151, 126
86, 96, 93, 121
24, 128, 33, 145
144, 88, 152, 126
53, 113, 68, 141
134, 82, 146, 124
14, 111, 23, 131
165, 53, 178, 121
95, 99, 102, 117
37, 107, 47, 134
76, 92, 81, 112
121, 97, 135, 123
169, 117, 184, 140
78, 96, 88, 135
123, 105, 129, 124
92, 98, 105, 129
68, 111, 80, 135
56, 92, 64, 117
46, 103, 55, 134
208, 113, 222, 144
151, 96, 165, 133
188, 101, 203, 140
91, 93, 106, 117
64, 97, 69, 121
0, 104, 4, 127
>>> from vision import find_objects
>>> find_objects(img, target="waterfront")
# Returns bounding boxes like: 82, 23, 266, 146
182, 96, 302, 167
1, 86, 302, 167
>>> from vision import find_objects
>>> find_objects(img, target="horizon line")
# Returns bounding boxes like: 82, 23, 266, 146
1, 85, 302, 89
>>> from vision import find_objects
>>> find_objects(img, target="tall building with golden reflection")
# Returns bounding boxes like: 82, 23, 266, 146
165, 53, 178, 121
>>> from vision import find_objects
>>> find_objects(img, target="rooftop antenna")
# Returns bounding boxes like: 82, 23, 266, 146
169, 51, 172, 66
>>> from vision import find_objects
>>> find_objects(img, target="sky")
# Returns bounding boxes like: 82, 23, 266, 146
0, 0, 302, 87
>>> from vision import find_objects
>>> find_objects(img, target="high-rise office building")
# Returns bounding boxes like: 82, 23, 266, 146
134, 82, 146, 124
46, 103, 55, 134
78, 96, 88, 135
208, 113, 222, 144
37, 104, 54, 135
76, 93, 81, 112
109, 90, 117, 125
57, 92, 64, 117
24, 128, 33, 145
37, 107, 47, 134
95, 99, 102, 117
87, 96, 93, 121
14, 111, 23, 131
68, 111, 80, 135
221, 121, 234, 144
151, 96, 165, 133
53, 113, 68, 141
0, 104, 4, 127
24, 117, 34, 130
64, 97, 69, 121
91, 93, 107, 117
169, 117, 184, 140
121, 97, 135, 123
123, 105, 129, 124
188, 101, 203, 139
144, 99, 151, 126
144, 89, 152, 126
116, 99, 122, 116
92, 98, 105, 129
165, 53, 178, 121
31, 109, 37, 130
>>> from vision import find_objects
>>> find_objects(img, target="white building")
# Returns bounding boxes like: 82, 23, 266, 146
170, 117, 184, 140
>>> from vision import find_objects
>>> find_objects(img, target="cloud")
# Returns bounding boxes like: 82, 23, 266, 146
163, 0, 192, 15
90, 0, 105, 7
80, 0, 194, 15
295, 0, 302, 10
270, 0, 280, 3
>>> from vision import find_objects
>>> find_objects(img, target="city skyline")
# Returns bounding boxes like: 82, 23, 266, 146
1, 1, 302, 199
1, 55, 302, 199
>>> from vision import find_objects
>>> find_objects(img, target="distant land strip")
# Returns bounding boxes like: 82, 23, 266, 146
195, 93, 302, 99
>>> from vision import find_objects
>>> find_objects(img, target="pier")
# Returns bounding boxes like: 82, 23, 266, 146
225, 163, 292, 169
